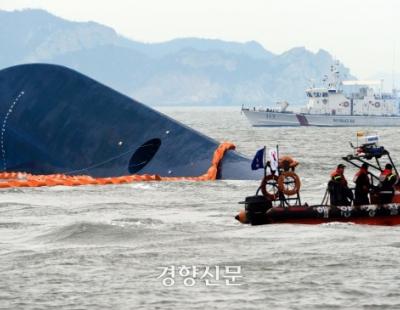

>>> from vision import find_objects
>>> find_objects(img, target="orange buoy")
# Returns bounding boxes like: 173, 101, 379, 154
235, 210, 248, 224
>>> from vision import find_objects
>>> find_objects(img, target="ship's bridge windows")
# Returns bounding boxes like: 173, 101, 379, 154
322, 92, 328, 97
306, 91, 312, 97
128, 138, 161, 174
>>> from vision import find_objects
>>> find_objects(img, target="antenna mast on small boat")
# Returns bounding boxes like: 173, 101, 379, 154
392, 42, 396, 92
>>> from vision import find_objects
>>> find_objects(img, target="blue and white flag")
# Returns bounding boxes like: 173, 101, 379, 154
251, 147, 266, 170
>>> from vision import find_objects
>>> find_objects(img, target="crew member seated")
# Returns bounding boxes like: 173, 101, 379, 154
378, 163, 397, 204
328, 164, 353, 206
353, 163, 371, 205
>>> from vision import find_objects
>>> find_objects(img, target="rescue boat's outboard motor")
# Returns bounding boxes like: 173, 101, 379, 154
243, 195, 272, 225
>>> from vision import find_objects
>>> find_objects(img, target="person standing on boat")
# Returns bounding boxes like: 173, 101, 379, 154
328, 164, 353, 206
353, 163, 371, 205
378, 164, 397, 204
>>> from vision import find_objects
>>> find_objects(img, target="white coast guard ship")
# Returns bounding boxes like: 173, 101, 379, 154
242, 62, 400, 127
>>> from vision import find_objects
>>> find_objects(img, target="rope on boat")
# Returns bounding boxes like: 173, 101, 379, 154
320, 187, 330, 205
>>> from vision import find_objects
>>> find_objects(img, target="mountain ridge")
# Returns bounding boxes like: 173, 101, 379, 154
0, 9, 354, 106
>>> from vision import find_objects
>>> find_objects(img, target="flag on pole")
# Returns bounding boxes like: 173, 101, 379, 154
251, 147, 266, 170
269, 147, 278, 172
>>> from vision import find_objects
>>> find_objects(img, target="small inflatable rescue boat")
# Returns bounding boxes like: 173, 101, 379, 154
236, 195, 400, 225
236, 133, 400, 226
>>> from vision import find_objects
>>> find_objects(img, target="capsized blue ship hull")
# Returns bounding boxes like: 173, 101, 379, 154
0, 64, 261, 180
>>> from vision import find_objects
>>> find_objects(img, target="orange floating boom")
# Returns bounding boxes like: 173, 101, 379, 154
0, 142, 236, 188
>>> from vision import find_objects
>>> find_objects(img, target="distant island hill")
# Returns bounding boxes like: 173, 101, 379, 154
0, 9, 354, 106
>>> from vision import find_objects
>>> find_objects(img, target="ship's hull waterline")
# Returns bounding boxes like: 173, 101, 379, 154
242, 110, 400, 127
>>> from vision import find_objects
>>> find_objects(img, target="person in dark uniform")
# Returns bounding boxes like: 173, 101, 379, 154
353, 163, 371, 205
328, 164, 353, 206
378, 163, 397, 204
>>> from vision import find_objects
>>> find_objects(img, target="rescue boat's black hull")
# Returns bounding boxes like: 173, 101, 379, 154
236, 195, 400, 226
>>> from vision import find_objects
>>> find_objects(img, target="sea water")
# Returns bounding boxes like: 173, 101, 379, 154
0, 107, 399, 309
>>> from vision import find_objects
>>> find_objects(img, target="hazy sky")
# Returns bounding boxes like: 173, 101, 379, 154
1, 0, 400, 80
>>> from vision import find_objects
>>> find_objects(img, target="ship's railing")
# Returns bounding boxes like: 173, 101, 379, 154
241, 106, 293, 113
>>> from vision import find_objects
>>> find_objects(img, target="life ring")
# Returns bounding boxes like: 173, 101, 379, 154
343, 101, 349, 107
260, 174, 279, 200
375, 102, 380, 108
278, 171, 301, 196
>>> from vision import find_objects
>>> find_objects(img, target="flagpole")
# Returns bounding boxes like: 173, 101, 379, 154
263, 145, 267, 177
276, 144, 280, 176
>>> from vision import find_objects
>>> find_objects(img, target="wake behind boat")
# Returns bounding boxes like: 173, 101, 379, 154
242, 62, 400, 127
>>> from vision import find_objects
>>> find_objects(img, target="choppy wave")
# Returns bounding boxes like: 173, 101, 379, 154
0, 221, 30, 229
1, 108, 400, 309
36, 221, 156, 244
